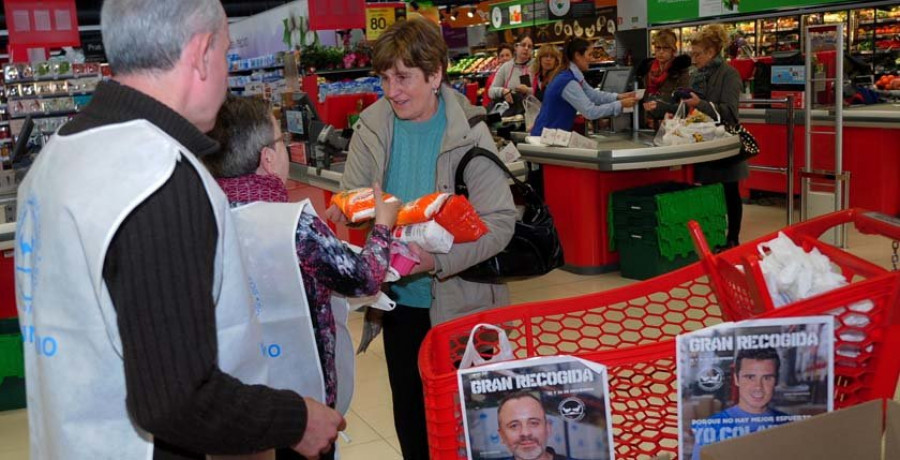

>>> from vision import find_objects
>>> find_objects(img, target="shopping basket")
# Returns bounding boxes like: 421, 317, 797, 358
419, 208, 900, 460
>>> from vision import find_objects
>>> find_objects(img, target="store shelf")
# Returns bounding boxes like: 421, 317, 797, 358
10, 110, 76, 120
859, 18, 900, 26
311, 67, 373, 77
7, 92, 92, 102
4, 73, 103, 85
0, 139, 12, 144
228, 63, 284, 74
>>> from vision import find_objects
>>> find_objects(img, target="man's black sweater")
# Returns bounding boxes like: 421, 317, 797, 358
59, 81, 306, 458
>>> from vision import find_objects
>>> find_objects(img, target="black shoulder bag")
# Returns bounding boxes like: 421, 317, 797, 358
454, 147, 564, 283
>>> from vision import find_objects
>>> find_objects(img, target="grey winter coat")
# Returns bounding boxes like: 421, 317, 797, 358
691, 61, 749, 183
342, 85, 517, 325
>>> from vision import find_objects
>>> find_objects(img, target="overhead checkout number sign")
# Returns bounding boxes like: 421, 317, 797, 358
366, 2, 407, 41
490, 0, 555, 31
647, 0, 855, 25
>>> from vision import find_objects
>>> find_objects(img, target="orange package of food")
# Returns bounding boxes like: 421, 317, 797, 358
434, 195, 489, 243
396, 192, 451, 227
331, 188, 399, 223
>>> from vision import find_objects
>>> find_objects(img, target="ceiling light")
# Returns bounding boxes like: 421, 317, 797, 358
467, 9, 474, 18
450, 9, 458, 21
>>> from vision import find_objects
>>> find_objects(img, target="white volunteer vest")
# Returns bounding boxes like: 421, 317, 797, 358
15, 120, 268, 459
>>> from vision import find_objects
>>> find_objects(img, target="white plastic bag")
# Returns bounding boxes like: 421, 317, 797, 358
524, 95, 541, 133
653, 101, 727, 146
757, 232, 853, 307
458, 323, 515, 370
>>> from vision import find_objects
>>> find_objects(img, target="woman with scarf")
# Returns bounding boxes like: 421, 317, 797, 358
640, 29, 692, 129
204, 95, 400, 460
489, 32, 535, 106
684, 24, 746, 248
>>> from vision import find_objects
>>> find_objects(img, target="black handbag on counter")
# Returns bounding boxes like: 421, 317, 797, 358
454, 147, 564, 283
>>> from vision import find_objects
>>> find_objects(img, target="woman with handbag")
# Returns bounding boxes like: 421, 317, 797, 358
325, 18, 516, 460
684, 24, 746, 248
639, 29, 692, 130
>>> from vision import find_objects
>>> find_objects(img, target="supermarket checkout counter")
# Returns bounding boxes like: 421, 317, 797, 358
285, 159, 529, 247
0, 222, 13, 252
739, 103, 900, 216
517, 132, 741, 274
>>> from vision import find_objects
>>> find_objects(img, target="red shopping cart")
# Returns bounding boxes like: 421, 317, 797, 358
419, 209, 900, 460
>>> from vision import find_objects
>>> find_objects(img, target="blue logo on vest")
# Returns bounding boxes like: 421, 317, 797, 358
15, 195, 40, 314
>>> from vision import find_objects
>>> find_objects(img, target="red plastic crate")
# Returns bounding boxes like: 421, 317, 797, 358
419, 209, 900, 460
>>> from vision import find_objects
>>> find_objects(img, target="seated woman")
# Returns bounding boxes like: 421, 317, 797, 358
204, 95, 400, 460
530, 37, 636, 136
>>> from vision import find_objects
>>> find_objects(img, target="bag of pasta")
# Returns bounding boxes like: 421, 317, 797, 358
331, 188, 400, 223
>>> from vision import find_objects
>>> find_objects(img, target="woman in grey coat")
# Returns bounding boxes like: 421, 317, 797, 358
685, 24, 746, 248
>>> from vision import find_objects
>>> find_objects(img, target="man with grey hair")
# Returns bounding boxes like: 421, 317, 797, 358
14, 0, 343, 458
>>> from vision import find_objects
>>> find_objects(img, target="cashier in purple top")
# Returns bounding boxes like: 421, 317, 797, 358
530, 37, 636, 136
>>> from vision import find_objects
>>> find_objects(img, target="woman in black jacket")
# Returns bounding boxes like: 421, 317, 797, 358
684, 24, 747, 248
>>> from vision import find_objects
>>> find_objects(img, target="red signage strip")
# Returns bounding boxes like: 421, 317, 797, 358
308, 0, 366, 31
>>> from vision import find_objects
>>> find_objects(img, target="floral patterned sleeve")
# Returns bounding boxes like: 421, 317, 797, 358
294, 212, 392, 298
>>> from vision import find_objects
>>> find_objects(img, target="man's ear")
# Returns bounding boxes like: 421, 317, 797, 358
188, 31, 216, 81
258, 145, 276, 174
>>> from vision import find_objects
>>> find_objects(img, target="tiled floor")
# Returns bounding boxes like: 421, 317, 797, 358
1, 203, 898, 459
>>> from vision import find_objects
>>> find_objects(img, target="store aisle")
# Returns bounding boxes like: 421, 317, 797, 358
0, 203, 897, 459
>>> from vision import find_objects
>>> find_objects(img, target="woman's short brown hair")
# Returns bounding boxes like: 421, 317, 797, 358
691, 24, 728, 55
652, 29, 678, 50
372, 18, 448, 80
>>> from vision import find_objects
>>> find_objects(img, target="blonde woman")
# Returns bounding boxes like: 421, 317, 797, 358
531, 44, 562, 101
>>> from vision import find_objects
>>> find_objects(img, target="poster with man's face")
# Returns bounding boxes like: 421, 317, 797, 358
458, 356, 614, 460
677, 316, 834, 460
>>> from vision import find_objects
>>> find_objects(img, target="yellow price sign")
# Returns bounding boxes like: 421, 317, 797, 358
366, 6, 397, 41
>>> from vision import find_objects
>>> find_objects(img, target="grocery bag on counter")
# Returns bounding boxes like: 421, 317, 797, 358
653, 101, 727, 146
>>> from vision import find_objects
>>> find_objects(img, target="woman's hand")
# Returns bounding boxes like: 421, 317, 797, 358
503, 89, 514, 104
407, 242, 435, 275
685, 92, 702, 109
620, 97, 637, 109
643, 101, 658, 112
373, 182, 400, 228
618, 91, 636, 100
324, 204, 349, 225
515, 84, 531, 95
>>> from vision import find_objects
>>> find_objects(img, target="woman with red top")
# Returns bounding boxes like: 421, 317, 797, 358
639, 29, 691, 128
483, 43, 514, 108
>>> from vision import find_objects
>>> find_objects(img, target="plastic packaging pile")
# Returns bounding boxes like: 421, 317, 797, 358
757, 233, 875, 359
331, 189, 489, 275
654, 104, 731, 146
318, 77, 382, 103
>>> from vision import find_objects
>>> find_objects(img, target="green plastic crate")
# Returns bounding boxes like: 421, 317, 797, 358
609, 182, 727, 254
0, 377, 25, 411
0, 329, 25, 412
616, 234, 697, 280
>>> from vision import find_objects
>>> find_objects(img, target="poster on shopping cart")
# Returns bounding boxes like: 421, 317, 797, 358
458, 355, 615, 460
677, 316, 834, 460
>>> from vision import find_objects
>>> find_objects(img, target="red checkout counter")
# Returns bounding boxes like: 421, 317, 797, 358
741, 104, 900, 216
1, 223, 16, 319
517, 133, 742, 274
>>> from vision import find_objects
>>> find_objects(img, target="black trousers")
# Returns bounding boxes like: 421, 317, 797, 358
722, 180, 743, 244
382, 305, 432, 460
